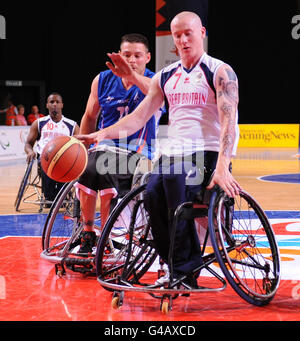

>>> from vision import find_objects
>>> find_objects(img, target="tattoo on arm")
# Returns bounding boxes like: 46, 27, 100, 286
221, 133, 234, 158
217, 66, 239, 158
225, 68, 237, 81
221, 102, 233, 117
218, 67, 238, 103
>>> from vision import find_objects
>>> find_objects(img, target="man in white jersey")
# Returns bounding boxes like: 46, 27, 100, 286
76, 12, 242, 285
25, 93, 79, 203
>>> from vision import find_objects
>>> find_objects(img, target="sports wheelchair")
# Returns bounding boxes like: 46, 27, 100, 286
40, 156, 152, 276
94, 175, 281, 313
15, 158, 51, 212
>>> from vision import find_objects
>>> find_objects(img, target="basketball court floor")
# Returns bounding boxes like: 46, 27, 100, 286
0, 147, 300, 322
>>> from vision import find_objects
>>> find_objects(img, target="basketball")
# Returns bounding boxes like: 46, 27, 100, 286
41, 136, 88, 182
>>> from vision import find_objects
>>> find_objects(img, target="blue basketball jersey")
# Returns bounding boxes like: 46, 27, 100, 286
97, 69, 156, 159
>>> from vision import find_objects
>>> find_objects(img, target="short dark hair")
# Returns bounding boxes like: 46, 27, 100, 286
47, 92, 63, 102
120, 33, 149, 51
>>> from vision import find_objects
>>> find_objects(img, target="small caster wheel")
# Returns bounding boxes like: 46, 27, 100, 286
55, 263, 65, 277
160, 295, 171, 314
57, 270, 63, 278
161, 301, 169, 314
263, 278, 272, 293
111, 296, 120, 310
111, 292, 124, 310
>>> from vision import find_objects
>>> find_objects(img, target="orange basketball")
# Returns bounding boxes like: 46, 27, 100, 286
41, 136, 88, 182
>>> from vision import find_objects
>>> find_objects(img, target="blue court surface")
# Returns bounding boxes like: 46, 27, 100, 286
260, 173, 300, 184
1, 210, 300, 238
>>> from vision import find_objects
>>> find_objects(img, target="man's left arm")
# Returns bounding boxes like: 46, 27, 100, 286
207, 64, 241, 197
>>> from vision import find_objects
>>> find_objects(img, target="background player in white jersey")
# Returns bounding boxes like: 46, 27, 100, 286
76, 12, 241, 283
75, 34, 159, 254
25, 93, 79, 203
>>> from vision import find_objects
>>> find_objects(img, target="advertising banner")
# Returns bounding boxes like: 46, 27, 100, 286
0, 126, 30, 162
238, 124, 300, 148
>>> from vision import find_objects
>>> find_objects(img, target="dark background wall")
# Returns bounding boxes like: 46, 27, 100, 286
0, 0, 299, 125
208, 1, 300, 124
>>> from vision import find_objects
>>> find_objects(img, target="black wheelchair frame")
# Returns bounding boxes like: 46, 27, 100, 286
40, 179, 97, 276
15, 158, 51, 213
95, 182, 281, 313
40, 157, 152, 277
39, 159, 281, 313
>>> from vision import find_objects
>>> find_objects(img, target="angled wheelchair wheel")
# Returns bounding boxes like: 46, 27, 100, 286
95, 183, 158, 289
208, 188, 280, 306
15, 159, 35, 211
41, 180, 81, 255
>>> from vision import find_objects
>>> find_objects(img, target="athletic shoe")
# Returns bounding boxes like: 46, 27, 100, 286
78, 231, 96, 254
155, 269, 198, 291
155, 269, 170, 286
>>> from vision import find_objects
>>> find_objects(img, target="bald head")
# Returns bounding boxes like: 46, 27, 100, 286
170, 11, 206, 69
171, 11, 203, 32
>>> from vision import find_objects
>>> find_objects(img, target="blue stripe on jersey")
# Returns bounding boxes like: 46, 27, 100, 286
38, 118, 50, 132
200, 62, 216, 97
160, 65, 180, 125
38, 118, 50, 141
160, 65, 180, 90
62, 119, 74, 135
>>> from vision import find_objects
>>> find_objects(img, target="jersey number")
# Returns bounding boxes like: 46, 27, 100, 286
117, 106, 129, 120
47, 122, 54, 130
173, 73, 182, 89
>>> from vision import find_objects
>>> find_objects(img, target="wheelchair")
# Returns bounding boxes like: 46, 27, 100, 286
40, 155, 153, 277
94, 175, 281, 313
15, 158, 52, 212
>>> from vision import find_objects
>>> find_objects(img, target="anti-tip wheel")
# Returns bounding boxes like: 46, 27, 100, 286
111, 295, 122, 310
55, 264, 65, 277
161, 301, 169, 314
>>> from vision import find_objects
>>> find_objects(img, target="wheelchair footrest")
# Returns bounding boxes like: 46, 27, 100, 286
61, 256, 94, 266
61, 256, 95, 274
176, 202, 208, 220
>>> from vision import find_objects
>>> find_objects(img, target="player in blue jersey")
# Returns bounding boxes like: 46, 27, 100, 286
75, 33, 158, 253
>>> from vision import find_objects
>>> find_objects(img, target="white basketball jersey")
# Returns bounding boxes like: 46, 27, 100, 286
36, 115, 77, 155
157, 52, 239, 156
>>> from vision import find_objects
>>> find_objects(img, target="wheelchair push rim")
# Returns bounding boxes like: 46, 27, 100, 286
95, 184, 158, 286
208, 189, 281, 305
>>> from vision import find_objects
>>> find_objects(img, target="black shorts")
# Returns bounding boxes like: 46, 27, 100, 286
37, 156, 64, 201
77, 149, 142, 198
